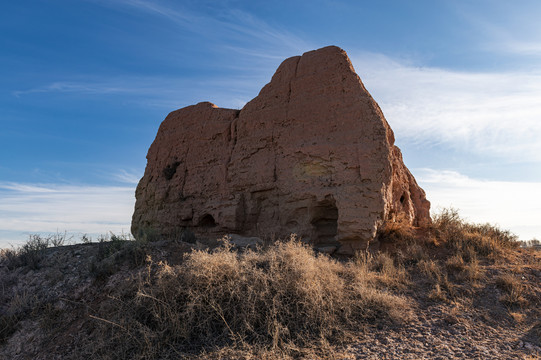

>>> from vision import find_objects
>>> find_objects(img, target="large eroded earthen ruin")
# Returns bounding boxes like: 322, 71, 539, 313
131, 46, 430, 254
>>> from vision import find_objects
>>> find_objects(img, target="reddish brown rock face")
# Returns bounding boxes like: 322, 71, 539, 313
131, 46, 430, 254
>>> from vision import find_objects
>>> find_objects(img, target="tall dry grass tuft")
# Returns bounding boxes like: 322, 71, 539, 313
90, 236, 411, 358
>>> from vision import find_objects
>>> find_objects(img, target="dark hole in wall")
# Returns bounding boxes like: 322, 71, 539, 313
163, 161, 181, 180
311, 198, 338, 245
400, 194, 406, 204
198, 214, 217, 228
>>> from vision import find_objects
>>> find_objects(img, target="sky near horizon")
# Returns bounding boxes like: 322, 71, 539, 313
1, 0, 541, 247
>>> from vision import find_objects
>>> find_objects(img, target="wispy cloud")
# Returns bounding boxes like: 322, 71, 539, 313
101, 0, 198, 26
12, 76, 263, 110
114, 170, 142, 185
0, 183, 58, 193
17, 50, 541, 165
417, 168, 541, 240
444, 0, 541, 58
14, 1, 311, 110
17, 1, 541, 166
98, 0, 311, 59
0, 182, 135, 247
220, 9, 311, 55
13, 81, 139, 97
350, 53, 541, 162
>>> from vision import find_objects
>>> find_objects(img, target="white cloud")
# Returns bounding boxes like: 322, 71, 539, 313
0, 182, 135, 248
416, 169, 541, 240
99, 0, 311, 60
13, 81, 134, 97
12, 76, 262, 111
349, 52, 541, 162
114, 170, 142, 185
0, 183, 58, 193
23, 51, 541, 166
13, 78, 186, 99
454, 1, 541, 58
111, 0, 195, 25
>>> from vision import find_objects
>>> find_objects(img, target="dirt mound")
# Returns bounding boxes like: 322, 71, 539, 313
1, 213, 540, 359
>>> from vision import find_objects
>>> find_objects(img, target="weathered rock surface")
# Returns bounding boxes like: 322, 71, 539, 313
131, 46, 430, 254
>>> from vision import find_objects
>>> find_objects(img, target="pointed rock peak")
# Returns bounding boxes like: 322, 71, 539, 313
132, 47, 430, 255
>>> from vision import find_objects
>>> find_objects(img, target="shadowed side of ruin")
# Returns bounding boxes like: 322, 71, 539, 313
131, 46, 430, 254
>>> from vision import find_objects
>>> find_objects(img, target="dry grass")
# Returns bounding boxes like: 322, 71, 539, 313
0, 314, 18, 345
377, 213, 415, 244
0, 290, 36, 344
427, 275, 457, 302
496, 273, 526, 306
404, 242, 428, 262
88, 236, 411, 358
445, 253, 483, 282
509, 311, 526, 324
88, 233, 147, 280
417, 259, 442, 281
416, 259, 459, 302
432, 208, 519, 258
354, 251, 409, 288
2, 209, 538, 358
97, 208, 522, 356
0, 235, 51, 270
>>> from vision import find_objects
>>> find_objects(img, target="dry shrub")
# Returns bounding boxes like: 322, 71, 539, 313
442, 305, 463, 325
378, 214, 414, 243
1, 235, 50, 270
431, 208, 464, 241
0, 290, 37, 345
405, 242, 428, 263
461, 258, 483, 282
354, 251, 409, 288
428, 275, 457, 302
445, 252, 483, 282
432, 208, 519, 257
522, 239, 541, 248
417, 259, 442, 281
429, 284, 447, 302
393, 242, 428, 267
459, 232, 503, 257
417, 259, 458, 302
445, 253, 466, 273
91, 237, 410, 358
0, 314, 19, 344
0, 233, 73, 271
496, 273, 526, 306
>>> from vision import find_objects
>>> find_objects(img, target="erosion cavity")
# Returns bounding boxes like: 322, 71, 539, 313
198, 214, 217, 228
311, 197, 338, 245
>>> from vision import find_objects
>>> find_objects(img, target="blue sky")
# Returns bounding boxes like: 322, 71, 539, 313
1, 0, 541, 247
